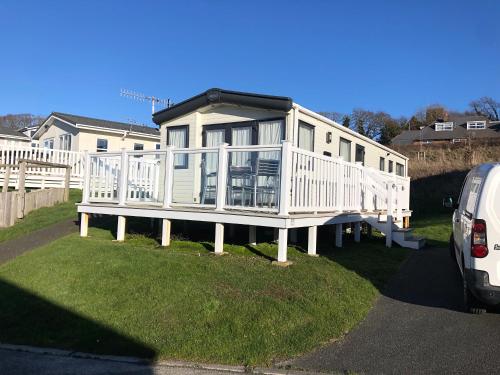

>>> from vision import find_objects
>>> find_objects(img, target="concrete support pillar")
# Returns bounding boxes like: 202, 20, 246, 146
249, 225, 256, 245
277, 228, 288, 263
80, 212, 89, 237
335, 223, 343, 248
354, 222, 361, 243
215, 223, 224, 254
308, 226, 317, 256
161, 218, 171, 247
117, 216, 126, 242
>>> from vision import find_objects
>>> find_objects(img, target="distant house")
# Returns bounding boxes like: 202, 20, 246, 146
391, 115, 500, 146
33, 112, 161, 152
0, 126, 30, 147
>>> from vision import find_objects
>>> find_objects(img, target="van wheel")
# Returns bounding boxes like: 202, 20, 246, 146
463, 276, 486, 314
449, 233, 455, 260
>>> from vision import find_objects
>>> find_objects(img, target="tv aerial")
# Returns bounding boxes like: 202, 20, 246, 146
120, 89, 173, 114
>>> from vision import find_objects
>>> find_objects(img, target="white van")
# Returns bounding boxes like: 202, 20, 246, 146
446, 163, 500, 314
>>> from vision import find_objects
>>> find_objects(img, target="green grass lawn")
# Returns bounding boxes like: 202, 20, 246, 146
0, 223, 409, 366
0, 189, 81, 243
412, 213, 452, 248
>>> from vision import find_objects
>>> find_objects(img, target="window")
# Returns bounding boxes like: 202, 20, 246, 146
379, 157, 385, 171
323, 151, 332, 157
134, 143, 144, 151
59, 134, 71, 151
167, 125, 189, 168
396, 163, 405, 177
355, 144, 365, 165
339, 138, 351, 162
388, 160, 394, 173
467, 121, 486, 130
155, 144, 161, 150
43, 138, 54, 149
435, 122, 454, 131
298, 121, 314, 151
96, 138, 108, 152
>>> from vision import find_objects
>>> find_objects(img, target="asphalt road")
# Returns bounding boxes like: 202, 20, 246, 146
289, 246, 500, 374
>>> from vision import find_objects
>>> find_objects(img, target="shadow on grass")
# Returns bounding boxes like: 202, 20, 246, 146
0, 278, 156, 363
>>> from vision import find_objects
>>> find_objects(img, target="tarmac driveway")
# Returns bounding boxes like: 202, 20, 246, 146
289, 246, 500, 374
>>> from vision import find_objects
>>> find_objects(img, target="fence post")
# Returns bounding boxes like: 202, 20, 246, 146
2, 165, 11, 192
162, 147, 174, 208
279, 141, 292, 216
17, 161, 27, 219
215, 143, 228, 211
118, 149, 129, 206
64, 166, 71, 201
82, 151, 91, 204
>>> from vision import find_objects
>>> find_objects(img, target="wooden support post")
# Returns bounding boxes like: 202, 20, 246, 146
2, 165, 11, 192
335, 223, 343, 248
249, 225, 256, 245
80, 212, 89, 237
354, 222, 361, 243
117, 215, 126, 241
17, 161, 26, 219
64, 167, 71, 201
215, 223, 224, 254
308, 226, 318, 256
161, 218, 171, 247
277, 228, 288, 263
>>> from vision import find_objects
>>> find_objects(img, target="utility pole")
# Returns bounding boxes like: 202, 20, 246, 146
120, 89, 173, 114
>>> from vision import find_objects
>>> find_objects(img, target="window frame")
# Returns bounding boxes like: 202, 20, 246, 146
339, 137, 352, 162
435, 122, 454, 131
96, 138, 108, 153
396, 162, 405, 177
297, 121, 315, 152
355, 144, 365, 165
388, 160, 394, 173
167, 125, 189, 169
43, 138, 54, 150
133, 143, 144, 151
467, 121, 486, 130
379, 157, 385, 171
59, 133, 72, 151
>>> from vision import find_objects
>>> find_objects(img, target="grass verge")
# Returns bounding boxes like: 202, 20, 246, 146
412, 213, 452, 248
0, 189, 81, 243
0, 224, 408, 366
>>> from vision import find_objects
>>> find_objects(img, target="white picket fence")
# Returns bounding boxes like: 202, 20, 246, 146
83, 142, 411, 218
0, 146, 85, 189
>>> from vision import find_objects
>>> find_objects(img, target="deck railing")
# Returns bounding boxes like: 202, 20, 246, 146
0, 145, 85, 189
83, 142, 410, 218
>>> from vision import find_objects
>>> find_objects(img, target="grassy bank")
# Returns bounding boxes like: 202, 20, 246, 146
0, 224, 408, 366
0, 189, 81, 243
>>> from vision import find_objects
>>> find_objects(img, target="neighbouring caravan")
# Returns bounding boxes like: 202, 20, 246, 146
153, 88, 408, 204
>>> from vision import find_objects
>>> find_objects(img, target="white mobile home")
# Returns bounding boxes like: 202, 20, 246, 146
33, 112, 161, 152
0, 126, 30, 147
78, 88, 422, 264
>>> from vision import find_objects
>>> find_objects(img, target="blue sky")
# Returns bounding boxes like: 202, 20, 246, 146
0, 0, 499, 126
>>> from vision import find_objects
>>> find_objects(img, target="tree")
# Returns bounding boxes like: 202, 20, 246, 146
424, 105, 447, 124
342, 115, 350, 128
469, 97, 500, 120
379, 115, 402, 145
318, 111, 344, 123
0, 114, 44, 129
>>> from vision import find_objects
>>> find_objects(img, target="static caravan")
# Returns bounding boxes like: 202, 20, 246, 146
78, 88, 421, 265
153, 88, 408, 205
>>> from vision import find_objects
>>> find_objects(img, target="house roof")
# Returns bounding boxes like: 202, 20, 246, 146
34, 112, 160, 139
152, 88, 294, 125
391, 115, 500, 145
0, 126, 30, 140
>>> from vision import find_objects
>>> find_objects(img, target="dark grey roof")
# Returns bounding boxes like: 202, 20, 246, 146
391, 115, 500, 145
0, 126, 30, 139
152, 88, 293, 125
52, 112, 160, 136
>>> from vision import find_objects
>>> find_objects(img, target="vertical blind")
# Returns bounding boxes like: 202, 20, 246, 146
258, 120, 283, 160
205, 129, 225, 173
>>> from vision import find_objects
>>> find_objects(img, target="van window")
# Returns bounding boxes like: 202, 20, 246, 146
458, 173, 474, 214
465, 177, 483, 214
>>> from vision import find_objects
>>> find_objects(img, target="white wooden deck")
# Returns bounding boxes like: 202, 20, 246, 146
77, 142, 416, 262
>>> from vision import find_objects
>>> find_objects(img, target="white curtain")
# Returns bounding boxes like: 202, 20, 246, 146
205, 129, 225, 173
231, 126, 252, 166
258, 120, 283, 160
168, 128, 186, 166
298, 123, 314, 151
339, 139, 351, 162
